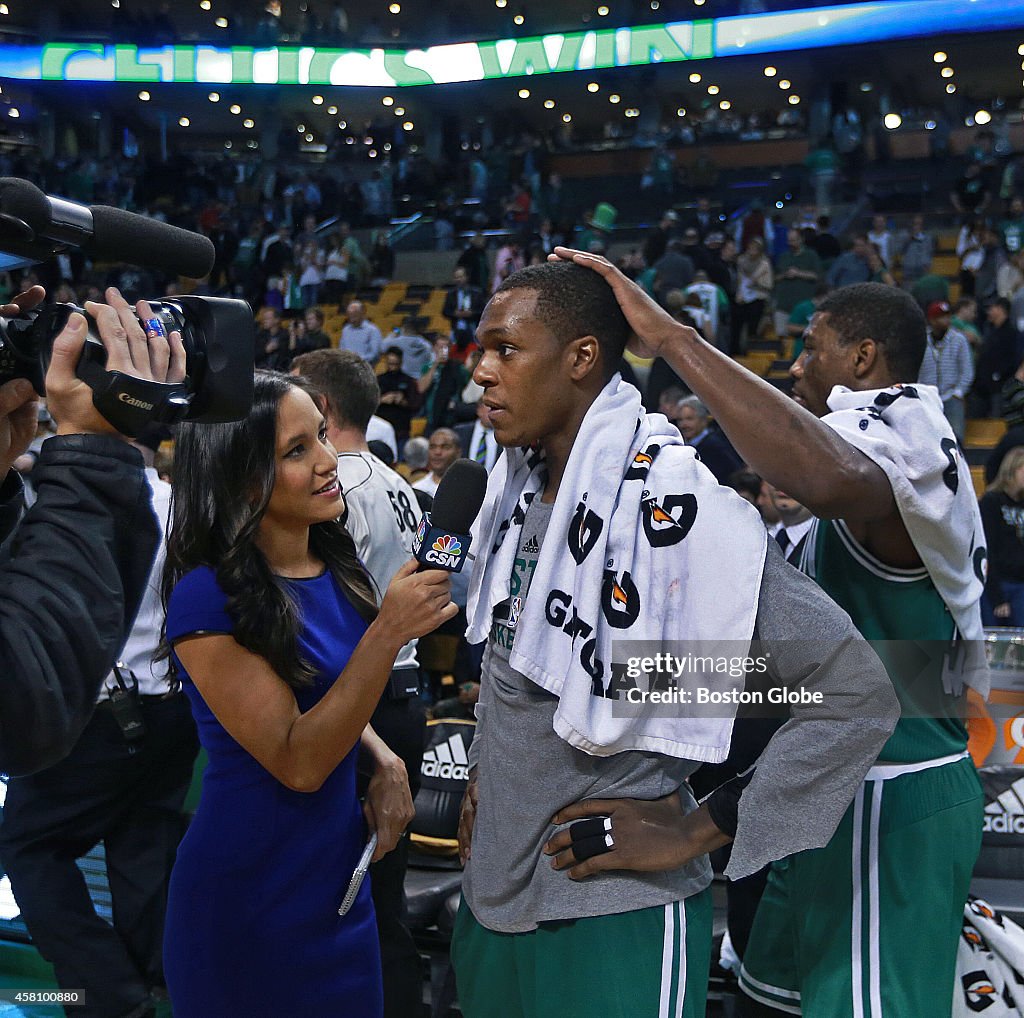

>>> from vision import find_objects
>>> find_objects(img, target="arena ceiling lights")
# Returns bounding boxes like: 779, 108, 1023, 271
3, 0, 1024, 87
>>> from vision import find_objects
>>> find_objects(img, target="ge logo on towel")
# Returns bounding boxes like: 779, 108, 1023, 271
641, 494, 698, 548
601, 570, 641, 629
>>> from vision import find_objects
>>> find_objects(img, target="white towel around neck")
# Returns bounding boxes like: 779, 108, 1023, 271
822, 383, 989, 696
466, 376, 767, 762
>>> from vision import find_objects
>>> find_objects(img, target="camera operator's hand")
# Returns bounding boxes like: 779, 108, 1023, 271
0, 285, 47, 474
49, 287, 186, 437
0, 378, 38, 478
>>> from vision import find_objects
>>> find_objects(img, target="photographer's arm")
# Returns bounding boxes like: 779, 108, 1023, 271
0, 289, 186, 775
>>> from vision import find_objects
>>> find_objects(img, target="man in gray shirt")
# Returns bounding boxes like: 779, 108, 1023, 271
340, 300, 383, 363
452, 263, 897, 1018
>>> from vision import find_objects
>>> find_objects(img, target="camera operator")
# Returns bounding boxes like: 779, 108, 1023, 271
0, 284, 186, 775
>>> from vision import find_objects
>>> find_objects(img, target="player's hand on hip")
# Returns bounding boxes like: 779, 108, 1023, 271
544, 794, 730, 881
458, 770, 479, 865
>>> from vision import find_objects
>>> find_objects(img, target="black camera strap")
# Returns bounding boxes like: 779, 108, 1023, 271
78, 360, 193, 437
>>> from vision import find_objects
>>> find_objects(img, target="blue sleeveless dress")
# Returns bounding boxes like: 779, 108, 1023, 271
163, 566, 382, 1018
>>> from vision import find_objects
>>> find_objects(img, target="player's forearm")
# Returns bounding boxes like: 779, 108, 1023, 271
655, 327, 892, 518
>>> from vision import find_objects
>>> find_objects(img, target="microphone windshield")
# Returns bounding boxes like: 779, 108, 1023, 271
89, 206, 216, 278
431, 459, 488, 535
0, 177, 52, 233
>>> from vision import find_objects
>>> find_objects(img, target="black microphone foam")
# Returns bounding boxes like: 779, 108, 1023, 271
90, 206, 216, 278
431, 458, 488, 535
0, 177, 52, 233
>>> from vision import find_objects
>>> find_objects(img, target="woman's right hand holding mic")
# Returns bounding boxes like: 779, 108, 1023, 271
376, 559, 459, 648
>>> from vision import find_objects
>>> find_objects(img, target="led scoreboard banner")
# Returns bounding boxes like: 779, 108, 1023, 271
1, 0, 1023, 87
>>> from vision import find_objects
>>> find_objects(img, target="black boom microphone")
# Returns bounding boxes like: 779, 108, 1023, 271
0, 177, 215, 278
412, 459, 489, 573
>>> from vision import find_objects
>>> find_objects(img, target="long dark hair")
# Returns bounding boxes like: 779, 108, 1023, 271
160, 370, 378, 689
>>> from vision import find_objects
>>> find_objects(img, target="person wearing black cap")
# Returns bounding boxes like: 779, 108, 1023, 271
0, 423, 200, 1018
917, 299, 974, 443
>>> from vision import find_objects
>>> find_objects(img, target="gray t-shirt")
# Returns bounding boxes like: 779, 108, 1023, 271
464, 499, 708, 933
464, 501, 897, 933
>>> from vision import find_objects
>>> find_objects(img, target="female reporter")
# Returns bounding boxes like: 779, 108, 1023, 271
160, 371, 457, 1017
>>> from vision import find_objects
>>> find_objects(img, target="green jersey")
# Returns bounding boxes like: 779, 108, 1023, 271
808, 518, 967, 763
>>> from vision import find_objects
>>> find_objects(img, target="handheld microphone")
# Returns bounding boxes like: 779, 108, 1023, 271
0, 177, 216, 278
412, 459, 488, 573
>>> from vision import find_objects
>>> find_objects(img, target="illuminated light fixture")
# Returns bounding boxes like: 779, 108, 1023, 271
883, 113, 902, 130
365, 136, 374, 144
543, 98, 555, 108
779, 80, 792, 91
788, 95, 800, 105
403, 121, 414, 131
215, 16, 228, 26
495, 0, 506, 6
925, 120, 937, 130
719, 100, 731, 110
933, 51, 946, 63
338, 119, 347, 128
138, 90, 151, 101
346, 136, 355, 144
225, 140, 232, 149
328, 105, 338, 114
7, 108, 18, 118
179, 116, 190, 127
694, 0, 706, 5
597, 5, 609, 14
383, 142, 392, 151
587, 82, 599, 92
776, 201, 784, 209
0, 5, 7, 13
626, 108, 640, 118
243, 118, 255, 128
229, 104, 241, 114
518, 88, 530, 98
389, 2, 401, 11
688, 72, 701, 83
941, 67, 954, 78
200, 0, 211, 8
111, 0, 119, 6
763, 66, 777, 77
707, 84, 719, 95
304, 133, 313, 142
369, 149, 378, 157
394, 106, 405, 115
946, 83, 957, 93
650, 0, 659, 7
976, 110, 992, 125
609, 93, 621, 104
208, 92, 220, 102
676, 107, 686, 117
247, 140, 258, 149
1018, 43, 1024, 55
860, 82, 873, 92
514, 13, 524, 24
312, 95, 324, 104
562, 113, 572, 122
297, 123, 306, 132
382, 95, 394, 106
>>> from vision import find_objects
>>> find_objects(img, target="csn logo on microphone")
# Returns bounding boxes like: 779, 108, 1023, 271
412, 513, 472, 572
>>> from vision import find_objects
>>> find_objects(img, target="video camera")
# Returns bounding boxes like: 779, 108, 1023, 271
0, 178, 254, 435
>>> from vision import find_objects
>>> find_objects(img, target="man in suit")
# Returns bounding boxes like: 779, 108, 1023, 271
454, 400, 500, 473
768, 488, 814, 566
671, 395, 742, 484
443, 267, 485, 360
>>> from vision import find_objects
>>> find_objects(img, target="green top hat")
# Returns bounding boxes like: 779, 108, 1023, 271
588, 202, 618, 232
